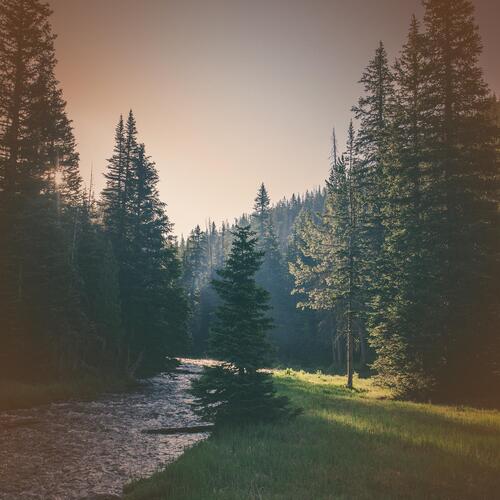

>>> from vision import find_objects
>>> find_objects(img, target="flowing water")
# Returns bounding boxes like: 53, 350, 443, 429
0, 360, 209, 499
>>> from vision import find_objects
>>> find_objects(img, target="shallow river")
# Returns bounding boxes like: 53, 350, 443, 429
0, 360, 208, 499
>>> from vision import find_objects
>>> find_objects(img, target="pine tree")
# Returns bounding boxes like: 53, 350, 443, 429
128, 142, 188, 374
102, 113, 137, 368
182, 225, 209, 354
76, 198, 123, 373
351, 41, 393, 314
183, 225, 208, 295
290, 126, 363, 387
102, 116, 126, 244
253, 183, 272, 238
370, 16, 434, 395
191, 225, 296, 425
0, 0, 86, 379
251, 183, 294, 356
183, 188, 329, 366
371, 1, 499, 402
101, 114, 188, 375
420, 0, 498, 399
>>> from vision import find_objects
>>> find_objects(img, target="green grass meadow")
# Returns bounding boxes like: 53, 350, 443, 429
124, 370, 500, 500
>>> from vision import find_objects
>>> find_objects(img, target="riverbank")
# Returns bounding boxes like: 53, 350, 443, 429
124, 369, 500, 499
0, 362, 206, 499
0, 375, 136, 411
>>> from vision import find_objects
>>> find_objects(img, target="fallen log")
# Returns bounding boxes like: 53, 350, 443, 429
143, 424, 214, 435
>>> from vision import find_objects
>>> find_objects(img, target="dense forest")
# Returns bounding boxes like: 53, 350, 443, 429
0, 0, 188, 380
179, 186, 330, 365
0, 0, 498, 407
181, 1, 500, 404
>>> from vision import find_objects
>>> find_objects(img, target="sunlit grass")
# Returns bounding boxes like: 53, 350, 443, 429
124, 369, 500, 500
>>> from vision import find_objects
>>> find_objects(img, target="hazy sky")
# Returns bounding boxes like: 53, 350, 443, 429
48, 0, 499, 237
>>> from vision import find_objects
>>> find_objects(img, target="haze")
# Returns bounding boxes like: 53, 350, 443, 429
48, 0, 500, 236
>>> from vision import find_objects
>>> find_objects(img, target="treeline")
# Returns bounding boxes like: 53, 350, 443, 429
297, 0, 499, 402
0, 0, 498, 405
185, 0, 499, 404
180, 187, 337, 366
296, 0, 499, 403
0, 0, 188, 381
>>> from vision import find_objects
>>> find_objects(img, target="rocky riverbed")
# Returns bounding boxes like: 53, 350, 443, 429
0, 360, 209, 499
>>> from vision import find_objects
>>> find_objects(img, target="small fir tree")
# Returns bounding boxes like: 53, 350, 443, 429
191, 225, 297, 425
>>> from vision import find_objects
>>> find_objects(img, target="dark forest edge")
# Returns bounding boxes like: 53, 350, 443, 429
0, 0, 189, 390
0, 375, 137, 411
0, 0, 499, 416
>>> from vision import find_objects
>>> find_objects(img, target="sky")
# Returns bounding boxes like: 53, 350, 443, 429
48, 0, 500, 237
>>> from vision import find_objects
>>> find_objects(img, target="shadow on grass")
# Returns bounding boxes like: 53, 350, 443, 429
124, 374, 500, 500
274, 376, 500, 483
278, 375, 500, 437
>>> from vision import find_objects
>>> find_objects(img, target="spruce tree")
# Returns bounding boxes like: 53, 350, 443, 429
290, 126, 363, 387
101, 115, 126, 245
420, 0, 498, 399
251, 183, 293, 357
370, 16, 434, 396
183, 188, 329, 367
130, 142, 188, 374
370, 1, 499, 402
351, 41, 393, 313
76, 198, 123, 373
253, 183, 272, 238
191, 225, 295, 425
182, 225, 209, 354
0, 0, 86, 379
101, 114, 188, 375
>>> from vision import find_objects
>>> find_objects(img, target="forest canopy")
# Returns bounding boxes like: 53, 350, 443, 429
0, 0, 498, 407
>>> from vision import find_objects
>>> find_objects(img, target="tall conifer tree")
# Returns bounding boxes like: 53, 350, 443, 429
252, 183, 294, 356
0, 0, 85, 379
101, 114, 188, 375
290, 126, 363, 387
191, 225, 295, 424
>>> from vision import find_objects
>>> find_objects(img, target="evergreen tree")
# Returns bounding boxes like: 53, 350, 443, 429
253, 183, 272, 238
290, 126, 363, 387
0, 0, 86, 379
76, 198, 123, 373
183, 225, 208, 295
251, 183, 293, 354
351, 41, 393, 316
101, 114, 188, 375
101, 115, 126, 245
371, 1, 499, 402
182, 225, 210, 354
183, 188, 328, 365
370, 16, 433, 395
420, 0, 498, 399
191, 225, 296, 425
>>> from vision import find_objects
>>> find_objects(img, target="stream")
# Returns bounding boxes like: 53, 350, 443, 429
0, 360, 209, 499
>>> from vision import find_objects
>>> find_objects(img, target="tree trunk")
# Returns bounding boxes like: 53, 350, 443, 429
359, 325, 367, 369
346, 306, 354, 389
330, 311, 337, 367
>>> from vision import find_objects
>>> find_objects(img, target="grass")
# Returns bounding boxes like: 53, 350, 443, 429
124, 369, 500, 500
0, 375, 135, 410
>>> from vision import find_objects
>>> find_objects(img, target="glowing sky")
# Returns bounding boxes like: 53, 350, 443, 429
48, 0, 499, 237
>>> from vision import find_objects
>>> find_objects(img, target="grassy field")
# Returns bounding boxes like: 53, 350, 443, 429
124, 369, 500, 500
0, 375, 135, 411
